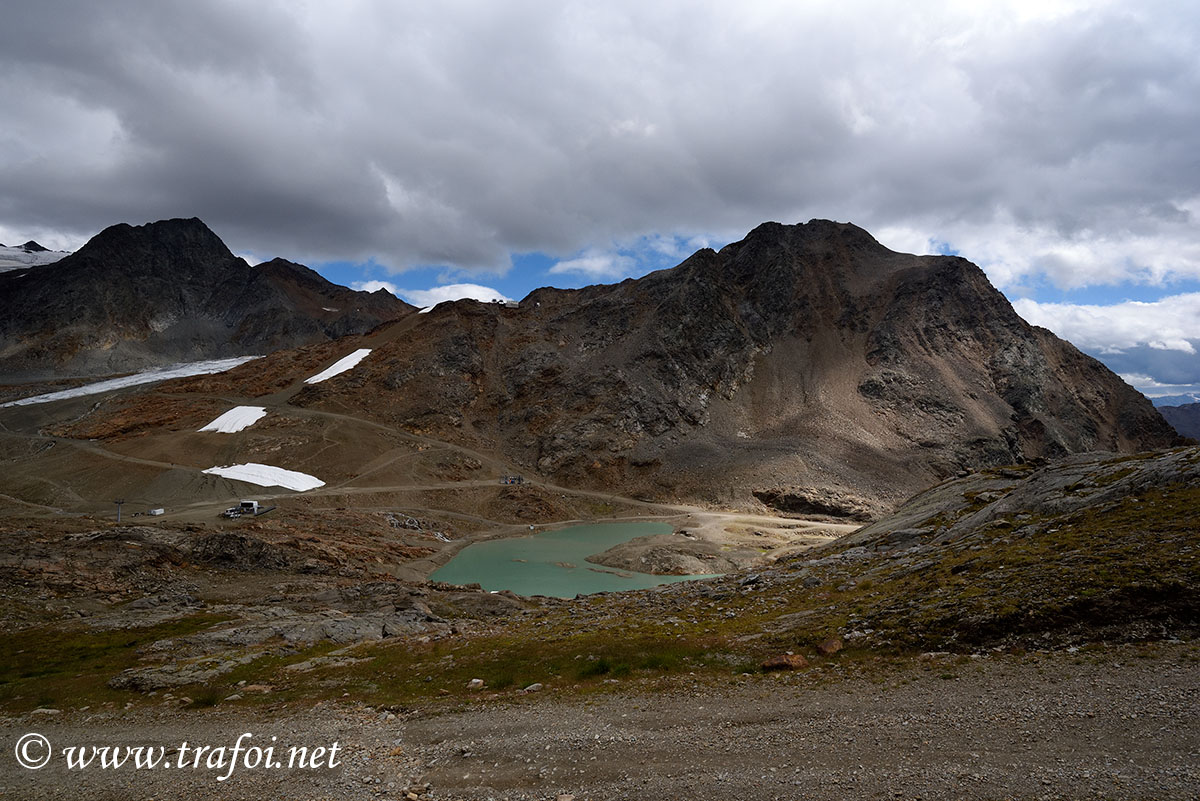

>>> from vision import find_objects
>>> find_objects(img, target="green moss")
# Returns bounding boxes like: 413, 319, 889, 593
0, 613, 231, 712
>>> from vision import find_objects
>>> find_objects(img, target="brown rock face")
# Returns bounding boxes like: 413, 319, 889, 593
751, 488, 876, 521
291, 219, 1179, 509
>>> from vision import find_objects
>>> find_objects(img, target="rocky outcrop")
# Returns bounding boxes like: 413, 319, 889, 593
841, 446, 1200, 549
191, 532, 297, 571
790, 446, 1200, 648
752, 487, 878, 521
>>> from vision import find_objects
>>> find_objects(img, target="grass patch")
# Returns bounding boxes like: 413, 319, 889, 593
577, 657, 614, 678
0, 613, 230, 713
276, 628, 742, 706
188, 686, 224, 708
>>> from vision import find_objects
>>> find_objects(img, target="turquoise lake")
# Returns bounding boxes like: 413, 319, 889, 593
429, 521, 717, 598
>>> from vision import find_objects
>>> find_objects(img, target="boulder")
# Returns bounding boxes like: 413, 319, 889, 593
816, 637, 843, 656
761, 653, 808, 671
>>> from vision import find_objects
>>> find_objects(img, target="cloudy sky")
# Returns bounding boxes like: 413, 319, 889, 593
1, 0, 1198, 397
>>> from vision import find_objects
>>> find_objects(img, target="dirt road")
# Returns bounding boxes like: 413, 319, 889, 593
3, 645, 1197, 800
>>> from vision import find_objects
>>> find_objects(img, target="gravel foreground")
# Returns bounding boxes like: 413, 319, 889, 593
2, 645, 1197, 801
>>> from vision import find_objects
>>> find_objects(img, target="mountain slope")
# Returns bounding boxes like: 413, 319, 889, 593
0, 218, 414, 380
280, 219, 1179, 510
1158, 402, 1200, 439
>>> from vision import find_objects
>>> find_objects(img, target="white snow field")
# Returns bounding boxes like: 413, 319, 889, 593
0, 356, 261, 408
0, 245, 70, 273
303, 348, 372, 384
201, 463, 325, 491
198, 406, 268, 433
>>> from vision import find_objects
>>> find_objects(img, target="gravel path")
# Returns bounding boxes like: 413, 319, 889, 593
3, 646, 1197, 800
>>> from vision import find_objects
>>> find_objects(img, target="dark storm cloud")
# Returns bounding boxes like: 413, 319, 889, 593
1101, 346, 1200, 387
1, 0, 1199, 290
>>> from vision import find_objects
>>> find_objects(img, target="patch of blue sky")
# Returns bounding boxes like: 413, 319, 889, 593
930, 240, 960, 257
308, 232, 727, 303
311, 258, 396, 291
1013, 277, 1200, 306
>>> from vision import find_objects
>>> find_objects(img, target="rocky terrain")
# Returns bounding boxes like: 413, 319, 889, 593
2, 446, 1195, 701
0, 218, 413, 381
1, 446, 1197, 799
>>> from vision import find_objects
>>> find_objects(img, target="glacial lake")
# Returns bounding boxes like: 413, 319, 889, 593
430, 521, 718, 598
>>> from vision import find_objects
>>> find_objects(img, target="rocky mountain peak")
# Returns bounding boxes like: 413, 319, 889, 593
704, 219, 910, 310
70, 217, 239, 276
256, 257, 339, 291
727, 218, 893, 263
0, 217, 412, 380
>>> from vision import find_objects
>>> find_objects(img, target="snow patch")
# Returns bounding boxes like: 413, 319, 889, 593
0, 245, 70, 273
198, 406, 268, 433
202, 463, 325, 491
304, 348, 372, 384
0, 356, 261, 408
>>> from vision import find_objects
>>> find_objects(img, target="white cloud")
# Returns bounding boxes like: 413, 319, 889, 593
351, 280, 398, 295
549, 249, 635, 279
0, 0, 1195, 292
1012, 294, 1200, 355
1148, 338, 1196, 353
1117, 373, 1200, 398
396, 283, 512, 308
1012, 292, 1200, 404
644, 233, 715, 261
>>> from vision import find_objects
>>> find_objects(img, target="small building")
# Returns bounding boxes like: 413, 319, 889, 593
148, 508, 165, 516
222, 499, 263, 518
